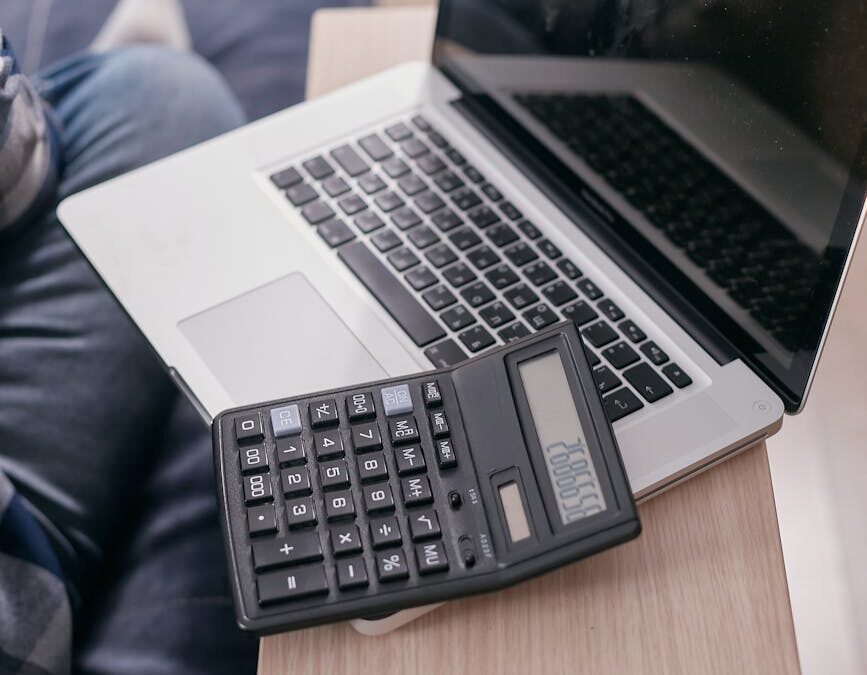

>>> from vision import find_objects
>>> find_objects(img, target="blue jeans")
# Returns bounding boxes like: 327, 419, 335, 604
0, 47, 257, 674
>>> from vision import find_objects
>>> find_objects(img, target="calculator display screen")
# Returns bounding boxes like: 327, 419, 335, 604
518, 351, 607, 524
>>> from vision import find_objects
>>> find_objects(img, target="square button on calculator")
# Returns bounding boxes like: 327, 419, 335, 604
213, 320, 640, 633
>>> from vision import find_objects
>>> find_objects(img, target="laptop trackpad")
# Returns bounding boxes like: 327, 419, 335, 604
179, 273, 387, 406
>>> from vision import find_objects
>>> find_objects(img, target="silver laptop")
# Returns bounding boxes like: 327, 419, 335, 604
58, 0, 865, 633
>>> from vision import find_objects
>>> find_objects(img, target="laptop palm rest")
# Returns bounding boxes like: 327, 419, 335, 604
179, 272, 387, 408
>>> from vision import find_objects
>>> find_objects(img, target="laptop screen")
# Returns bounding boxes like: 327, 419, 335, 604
433, 0, 866, 410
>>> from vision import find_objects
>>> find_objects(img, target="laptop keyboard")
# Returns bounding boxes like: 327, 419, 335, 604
515, 93, 821, 353
268, 113, 693, 423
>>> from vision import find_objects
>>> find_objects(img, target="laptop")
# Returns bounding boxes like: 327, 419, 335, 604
58, 0, 865, 634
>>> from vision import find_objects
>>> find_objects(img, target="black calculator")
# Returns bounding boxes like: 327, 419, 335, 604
213, 320, 640, 634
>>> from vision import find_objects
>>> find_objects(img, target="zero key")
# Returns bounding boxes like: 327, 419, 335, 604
235, 412, 264, 443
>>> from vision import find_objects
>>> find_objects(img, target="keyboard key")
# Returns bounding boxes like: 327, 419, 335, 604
271, 166, 302, 189
337, 557, 369, 589
416, 191, 446, 214
324, 489, 356, 520
370, 228, 401, 252
309, 398, 339, 427
486, 223, 519, 247
407, 225, 439, 250
235, 411, 264, 443
330, 525, 363, 556
620, 319, 647, 343
253, 532, 322, 571
435, 438, 457, 469
498, 322, 531, 342
451, 187, 482, 211
624, 363, 673, 403
346, 392, 375, 421
276, 436, 305, 466
481, 183, 503, 202
429, 410, 449, 438
434, 171, 464, 193
442, 263, 477, 287
357, 452, 389, 482
286, 182, 318, 206
382, 156, 410, 178
401, 476, 433, 506
313, 429, 344, 459
542, 280, 578, 306
662, 363, 693, 388
331, 144, 369, 176
442, 304, 475, 331
243, 473, 273, 504
303, 155, 334, 180
424, 339, 468, 367
640, 341, 670, 366
485, 264, 520, 289
351, 421, 383, 452
601, 341, 641, 369
355, 210, 385, 234
322, 175, 350, 197
257, 565, 328, 604
375, 190, 405, 213
462, 164, 483, 182
431, 208, 462, 231
517, 219, 542, 239
247, 503, 277, 536
562, 300, 598, 325
593, 366, 622, 394
317, 218, 355, 248
337, 193, 367, 216
394, 445, 426, 475
503, 283, 539, 310
428, 132, 448, 148
598, 299, 624, 322
391, 206, 422, 231
449, 227, 482, 251
603, 387, 644, 422
466, 245, 500, 270
398, 173, 427, 196
285, 496, 318, 528
467, 205, 499, 229
503, 242, 538, 267
423, 285, 457, 310
339, 241, 446, 346
460, 281, 495, 308
402, 137, 430, 158
363, 483, 395, 513
408, 510, 441, 542
577, 277, 604, 300
358, 172, 387, 194
302, 200, 336, 225
416, 541, 449, 574
359, 133, 392, 161
425, 243, 458, 268
556, 258, 582, 279
537, 238, 562, 259
582, 320, 618, 347
500, 201, 523, 220
389, 416, 420, 445
417, 154, 446, 176
588, 350, 601, 367
406, 265, 437, 291
376, 550, 409, 582
385, 122, 413, 141
459, 325, 495, 352
524, 261, 557, 286
411, 114, 432, 131
319, 459, 350, 489
523, 303, 558, 330
370, 516, 402, 548
281, 467, 312, 496
479, 301, 515, 328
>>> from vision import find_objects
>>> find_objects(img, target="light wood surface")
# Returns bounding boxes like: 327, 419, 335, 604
260, 6, 799, 673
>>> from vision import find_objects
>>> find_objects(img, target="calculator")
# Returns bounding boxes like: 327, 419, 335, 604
213, 320, 640, 634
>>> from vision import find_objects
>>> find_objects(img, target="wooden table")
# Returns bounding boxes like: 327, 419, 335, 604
259, 6, 800, 673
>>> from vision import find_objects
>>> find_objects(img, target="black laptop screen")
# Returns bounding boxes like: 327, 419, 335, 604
433, 0, 866, 410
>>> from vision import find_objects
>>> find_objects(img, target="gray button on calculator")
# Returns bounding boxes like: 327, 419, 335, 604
381, 384, 413, 416
270, 404, 301, 437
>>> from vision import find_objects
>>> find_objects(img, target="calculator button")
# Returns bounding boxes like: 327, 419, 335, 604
257, 565, 329, 605
247, 504, 278, 536
388, 416, 420, 445
357, 452, 389, 482
376, 550, 409, 582
243, 473, 273, 504
276, 436, 305, 466
314, 429, 344, 459
239, 445, 269, 475
324, 489, 356, 521
285, 497, 317, 528
369, 516, 402, 549
270, 404, 302, 438
351, 422, 383, 453
401, 476, 433, 507
337, 558, 369, 590
435, 438, 457, 469
363, 484, 395, 513
381, 384, 413, 417
422, 381, 442, 407
394, 445, 426, 476
234, 412, 264, 443
309, 399, 339, 428
347, 392, 376, 421
252, 532, 322, 571
330, 525, 363, 556
319, 459, 350, 489
415, 541, 449, 575
408, 509, 441, 541
281, 467, 311, 496
429, 410, 449, 438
